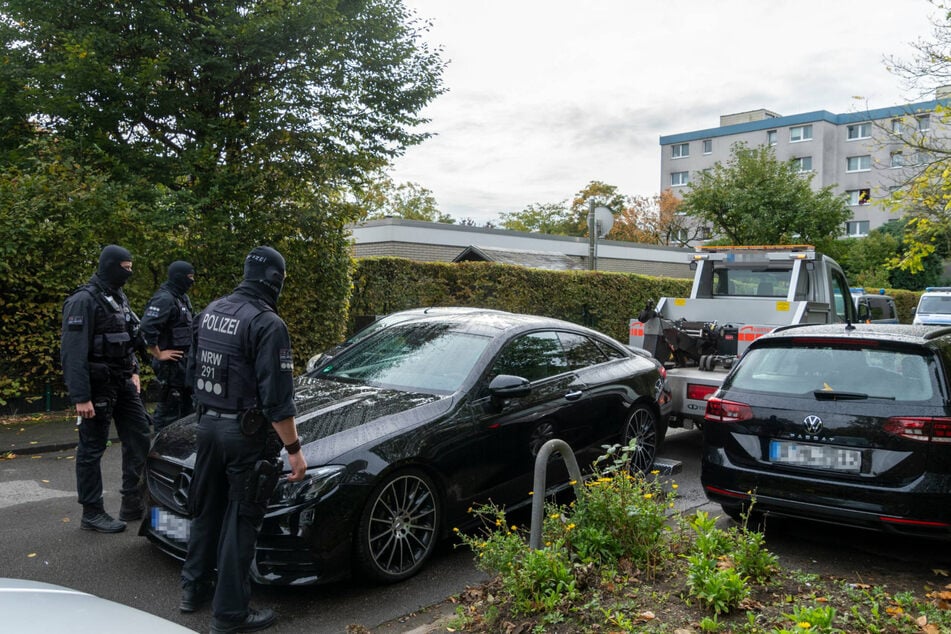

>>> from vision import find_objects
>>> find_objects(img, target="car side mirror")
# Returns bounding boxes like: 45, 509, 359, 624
488, 374, 531, 399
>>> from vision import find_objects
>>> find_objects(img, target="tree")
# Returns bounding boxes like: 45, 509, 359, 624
881, 0, 951, 273
499, 202, 574, 234
0, 0, 445, 398
362, 176, 454, 223
679, 143, 851, 248
568, 181, 628, 236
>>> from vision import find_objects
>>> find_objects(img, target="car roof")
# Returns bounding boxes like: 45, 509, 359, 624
383, 310, 611, 340
761, 323, 951, 346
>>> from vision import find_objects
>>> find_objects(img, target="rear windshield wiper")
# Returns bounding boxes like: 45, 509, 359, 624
812, 390, 894, 401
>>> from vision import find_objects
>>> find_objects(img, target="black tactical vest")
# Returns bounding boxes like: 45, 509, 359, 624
156, 289, 194, 351
80, 284, 135, 371
193, 295, 270, 412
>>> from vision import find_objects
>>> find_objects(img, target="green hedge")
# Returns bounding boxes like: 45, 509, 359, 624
349, 257, 692, 343
5, 254, 937, 408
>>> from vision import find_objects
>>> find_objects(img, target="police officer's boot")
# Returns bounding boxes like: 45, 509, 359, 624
119, 494, 145, 521
81, 504, 126, 533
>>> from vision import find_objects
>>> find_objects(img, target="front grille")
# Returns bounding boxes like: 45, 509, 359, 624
146, 457, 192, 515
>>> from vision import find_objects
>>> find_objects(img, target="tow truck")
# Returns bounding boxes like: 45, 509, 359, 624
629, 245, 859, 429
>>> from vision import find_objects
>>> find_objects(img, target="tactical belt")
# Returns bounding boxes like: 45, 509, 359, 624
201, 408, 239, 420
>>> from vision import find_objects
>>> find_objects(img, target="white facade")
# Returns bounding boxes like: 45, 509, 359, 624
660, 98, 948, 238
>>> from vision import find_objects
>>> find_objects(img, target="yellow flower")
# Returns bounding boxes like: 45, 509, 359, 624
495, 519, 501, 527
569, 480, 577, 486
467, 507, 473, 513
566, 523, 576, 531
797, 622, 811, 629
528, 491, 534, 495
643, 493, 653, 499
510, 525, 517, 531
650, 469, 660, 475
452, 527, 459, 533
671, 483, 679, 490
550, 513, 560, 519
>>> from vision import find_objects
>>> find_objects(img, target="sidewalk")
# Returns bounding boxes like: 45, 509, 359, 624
0, 411, 92, 455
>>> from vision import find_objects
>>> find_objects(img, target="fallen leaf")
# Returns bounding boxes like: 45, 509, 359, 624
933, 569, 949, 577
41, 479, 49, 483
27, 553, 36, 558
635, 610, 655, 621
849, 583, 872, 590
885, 605, 904, 615
917, 615, 928, 627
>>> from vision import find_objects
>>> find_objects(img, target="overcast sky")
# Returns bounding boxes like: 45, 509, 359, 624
389, 0, 940, 225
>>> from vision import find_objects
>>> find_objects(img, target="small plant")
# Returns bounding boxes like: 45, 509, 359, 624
776, 603, 841, 633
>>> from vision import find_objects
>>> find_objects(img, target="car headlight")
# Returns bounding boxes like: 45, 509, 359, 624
272, 465, 346, 507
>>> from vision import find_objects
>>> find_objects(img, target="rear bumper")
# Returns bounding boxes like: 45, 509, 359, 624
702, 448, 951, 538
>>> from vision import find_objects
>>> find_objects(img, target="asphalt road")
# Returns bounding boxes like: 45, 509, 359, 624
2, 427, 948, 633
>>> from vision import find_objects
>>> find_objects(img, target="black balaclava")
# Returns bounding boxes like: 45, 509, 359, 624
241, 246, 286, 306
167, 260, 195, 295
97, 245, 133, 289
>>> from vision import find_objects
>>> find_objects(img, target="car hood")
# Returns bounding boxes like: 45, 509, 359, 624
152, 376, 453, 466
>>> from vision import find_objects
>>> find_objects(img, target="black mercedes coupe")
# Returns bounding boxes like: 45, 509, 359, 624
141, 311, 671, 585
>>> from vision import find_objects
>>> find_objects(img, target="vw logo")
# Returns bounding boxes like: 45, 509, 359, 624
803, 415, 823, 434
173, 471, 192, 508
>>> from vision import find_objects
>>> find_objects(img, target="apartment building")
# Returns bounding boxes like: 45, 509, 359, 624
659, 94, 949, 238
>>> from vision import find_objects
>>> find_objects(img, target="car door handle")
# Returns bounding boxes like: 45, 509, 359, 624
564, 390, 583, 401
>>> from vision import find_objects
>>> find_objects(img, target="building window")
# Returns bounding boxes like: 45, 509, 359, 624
847, 123, 871, 140
672, 143, 689, 158
890, 151, 904, 168
702, 139, 712, 154
845, 221, 870, 237
891, 118, 902, 134
671, 171, 689, 186
846, 155, 871, 172
918, 114, 930, 131
791, 156, 813, 172
790, 125, 813, 142
847, 189, 871, 206
767, 130, 777, 146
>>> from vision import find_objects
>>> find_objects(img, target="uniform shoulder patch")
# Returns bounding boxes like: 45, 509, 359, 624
145, 304, 162, 318
67, 315, 84, 330
279, 348, 294, 372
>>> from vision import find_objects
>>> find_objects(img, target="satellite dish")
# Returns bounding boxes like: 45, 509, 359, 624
594, 206, 614, 238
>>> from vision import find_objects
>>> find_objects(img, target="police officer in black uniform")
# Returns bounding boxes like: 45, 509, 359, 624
61, 245, 152, 533
180, 246, 306, 634
140, 260, 196, 430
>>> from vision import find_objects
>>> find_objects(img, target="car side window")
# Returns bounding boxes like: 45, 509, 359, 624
557, 332, 609, 370
489, 331, 567, 382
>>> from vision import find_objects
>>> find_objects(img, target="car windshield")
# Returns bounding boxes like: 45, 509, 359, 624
317, 321, 492, 393
725, 343, 935, 401
918, 295, 951, 314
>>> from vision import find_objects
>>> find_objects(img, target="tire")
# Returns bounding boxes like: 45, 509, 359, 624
528, 419, 556, 457
621, 404, 662, 473
354, 469, 441, 583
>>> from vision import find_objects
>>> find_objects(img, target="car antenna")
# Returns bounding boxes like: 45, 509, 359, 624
845, 318, 855, 331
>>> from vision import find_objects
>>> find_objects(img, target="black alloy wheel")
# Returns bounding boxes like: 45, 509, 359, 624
528, 419, 557, 457
355, 469, 441, 583
622, 404, 660, 473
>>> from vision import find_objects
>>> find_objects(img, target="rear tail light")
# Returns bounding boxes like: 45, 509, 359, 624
883, 417, 951, 443
705, 397, 754, 422
687, 383, 717, 402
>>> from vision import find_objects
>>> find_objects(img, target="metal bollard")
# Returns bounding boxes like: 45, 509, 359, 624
529, 439, 584, 550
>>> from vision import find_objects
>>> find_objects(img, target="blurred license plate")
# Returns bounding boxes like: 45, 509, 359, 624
768, 440, 861, 472
151, 507, 191, 542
